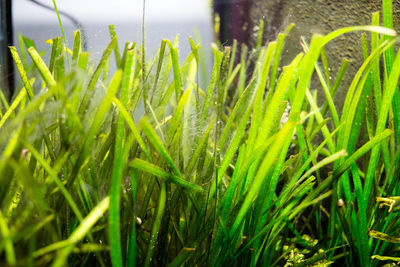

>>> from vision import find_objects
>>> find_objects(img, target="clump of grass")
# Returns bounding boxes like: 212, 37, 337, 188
1, 2, 400, 266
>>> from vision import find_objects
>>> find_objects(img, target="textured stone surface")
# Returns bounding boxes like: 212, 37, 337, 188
215, 0, 400, 107
252, 2, 398, 54
252, 1, 400, 105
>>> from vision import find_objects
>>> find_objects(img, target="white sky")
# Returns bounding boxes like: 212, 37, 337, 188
13, 0, 212, 23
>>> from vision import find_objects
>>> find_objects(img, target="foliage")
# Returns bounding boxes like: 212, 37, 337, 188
1, 2, 400, 266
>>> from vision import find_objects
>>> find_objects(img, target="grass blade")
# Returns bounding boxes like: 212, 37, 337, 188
130, 158, 202, 192
144, 182, 166, 267
52, 197, 110, 267
68, 70, 122, 190
109, 48, 136, 267
27, 46, 57, 88
79, 36, 118, 113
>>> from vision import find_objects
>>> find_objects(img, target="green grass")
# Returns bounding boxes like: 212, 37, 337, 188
1, 3, 400, 266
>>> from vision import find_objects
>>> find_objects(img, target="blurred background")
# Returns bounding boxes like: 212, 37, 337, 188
1, 0, 214, 98
12, 0, 213, 55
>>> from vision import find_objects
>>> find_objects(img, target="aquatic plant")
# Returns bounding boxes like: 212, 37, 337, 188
1, 1, 400, 266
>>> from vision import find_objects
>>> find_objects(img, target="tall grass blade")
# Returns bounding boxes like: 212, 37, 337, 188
52, 197, 110, 267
